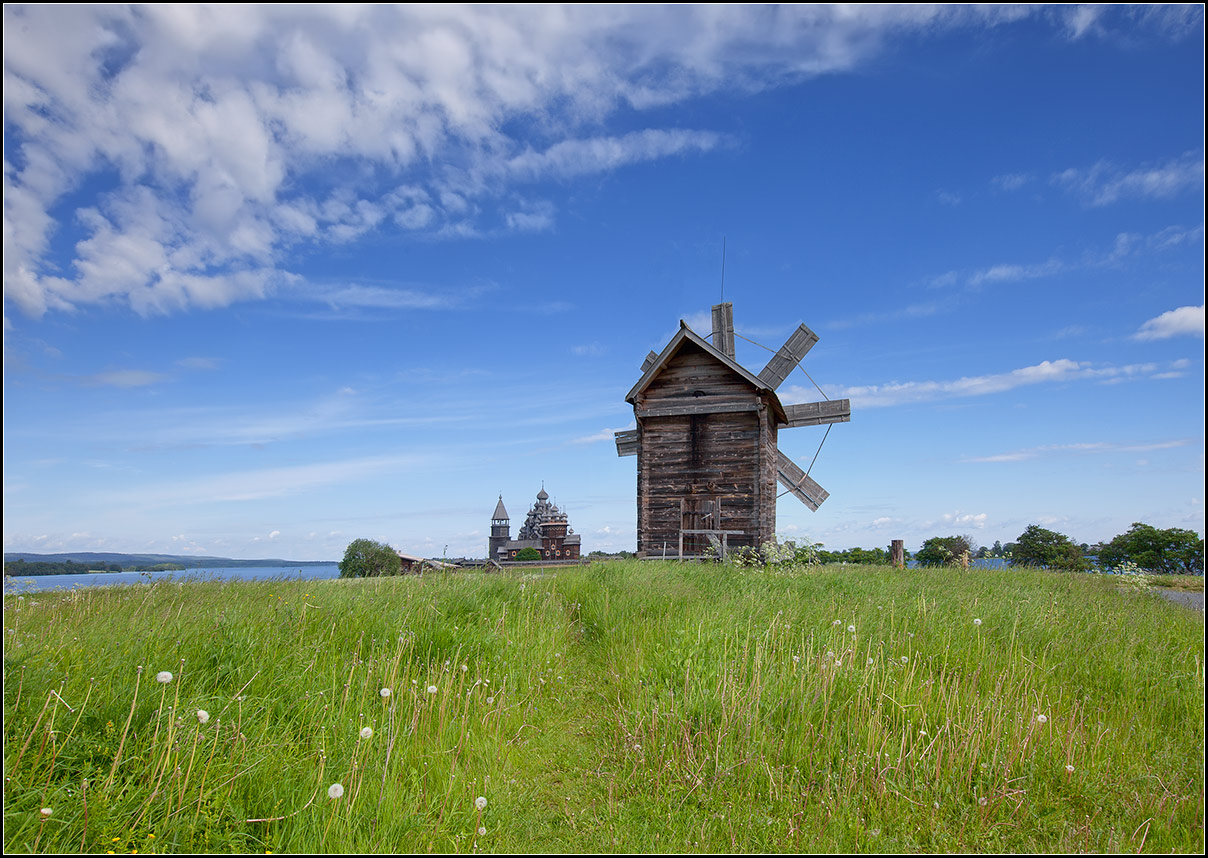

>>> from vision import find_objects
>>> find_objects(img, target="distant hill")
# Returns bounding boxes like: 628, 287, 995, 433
4, 552, 333, 568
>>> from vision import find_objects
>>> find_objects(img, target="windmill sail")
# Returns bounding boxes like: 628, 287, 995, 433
783, 399, 851, 427
757, 323, 819, 390
711, 302, 735, 358
777, 450, 829, 510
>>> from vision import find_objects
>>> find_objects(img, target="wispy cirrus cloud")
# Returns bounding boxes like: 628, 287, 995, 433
1051, 150, 1204, 207
962, 438, 1195, 463
1132, 305, 1205, 341
786, 357, 1191, 409
82, 369, 169, 388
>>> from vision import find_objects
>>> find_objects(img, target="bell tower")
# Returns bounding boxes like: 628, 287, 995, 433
488, 495, 510, 561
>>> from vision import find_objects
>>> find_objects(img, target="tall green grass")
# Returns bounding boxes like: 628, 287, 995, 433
4, 562, 1202, 853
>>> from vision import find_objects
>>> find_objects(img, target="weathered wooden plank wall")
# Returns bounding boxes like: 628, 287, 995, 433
635, 342, 777, 556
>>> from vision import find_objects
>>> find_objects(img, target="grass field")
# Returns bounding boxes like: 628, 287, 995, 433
3, 561, 1203, 853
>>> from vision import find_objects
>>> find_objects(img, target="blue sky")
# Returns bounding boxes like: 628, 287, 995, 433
3, 4, 1204, 562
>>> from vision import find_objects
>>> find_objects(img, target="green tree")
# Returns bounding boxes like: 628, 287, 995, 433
338, 538, 402, 578
915, 535, 976, 567
514, 547, 542, 561
1098, 523, 1204, 575
1010, 525, 1089, 572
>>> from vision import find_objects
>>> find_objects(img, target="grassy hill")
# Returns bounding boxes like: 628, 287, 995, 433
3, 560, 1202, 853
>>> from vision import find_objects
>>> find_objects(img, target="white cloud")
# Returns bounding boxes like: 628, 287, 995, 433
963, 438, 1195, 463
84, 369, 169, 388
793, 357, 1190, 409
1051, 151, 1204, 207
1132, 305, 1205, 341
1, 5, 1079, 320
990, 172, 1033, 191
570, 422, 636, 445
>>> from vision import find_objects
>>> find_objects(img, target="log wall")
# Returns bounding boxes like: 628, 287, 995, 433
634, 342, 778, 556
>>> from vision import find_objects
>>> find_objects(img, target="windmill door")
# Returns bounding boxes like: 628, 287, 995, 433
679, 496, 722, 559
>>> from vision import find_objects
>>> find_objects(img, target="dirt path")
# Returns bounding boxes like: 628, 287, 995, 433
1155, 589, 1204, 611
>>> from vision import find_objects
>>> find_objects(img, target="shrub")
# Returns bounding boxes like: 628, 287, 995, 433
514, 547, 542, 561
338, 538, 402, 578
1009, 525, 1090, 572
1098, 522, 1204, 575
915, 535, 975, 567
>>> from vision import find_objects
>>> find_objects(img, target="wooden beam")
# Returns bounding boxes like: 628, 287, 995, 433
711, 303, 735, 358
640, 350, 659, 373
782, 399, 851, 427
776, 450, 829, 511
614, 429, 638, 457
635, 401, 759, 418
757, 323, 819, 390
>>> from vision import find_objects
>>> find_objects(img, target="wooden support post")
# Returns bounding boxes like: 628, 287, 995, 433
891, 539, 904, 568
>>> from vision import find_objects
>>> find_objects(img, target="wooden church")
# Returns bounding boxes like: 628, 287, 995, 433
614, 302, 849, 559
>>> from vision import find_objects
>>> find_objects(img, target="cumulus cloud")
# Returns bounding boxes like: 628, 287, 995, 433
1132, 305, 1205, 341
3, 5, 1058, 320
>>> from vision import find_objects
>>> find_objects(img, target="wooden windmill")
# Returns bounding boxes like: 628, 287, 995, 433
614, 302, 849, 559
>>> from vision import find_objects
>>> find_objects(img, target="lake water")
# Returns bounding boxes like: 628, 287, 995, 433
2, 565, 340, 594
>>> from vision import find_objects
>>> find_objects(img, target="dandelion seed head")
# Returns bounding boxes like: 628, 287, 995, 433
901, 655, 909, 664
978, 796, 987, 806
39, 807, 52, 818
973, 618, 982, 626
1065, 764, 1074, 773
1037, 713, 1048, 724
427, 685, 438, 694
486, 697, 494, 704
156, 671, 173, 684
832, 619, 841, 626
360, 726, 373, 739
477, 825, 486, 836
196, 710, 210, 724
847, 625, 856, 633
867, 657, 875, 665
380, 687, 391, 698
475, 795, 488, 810
327, 783, 344, 799
461, 664, 468, 673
